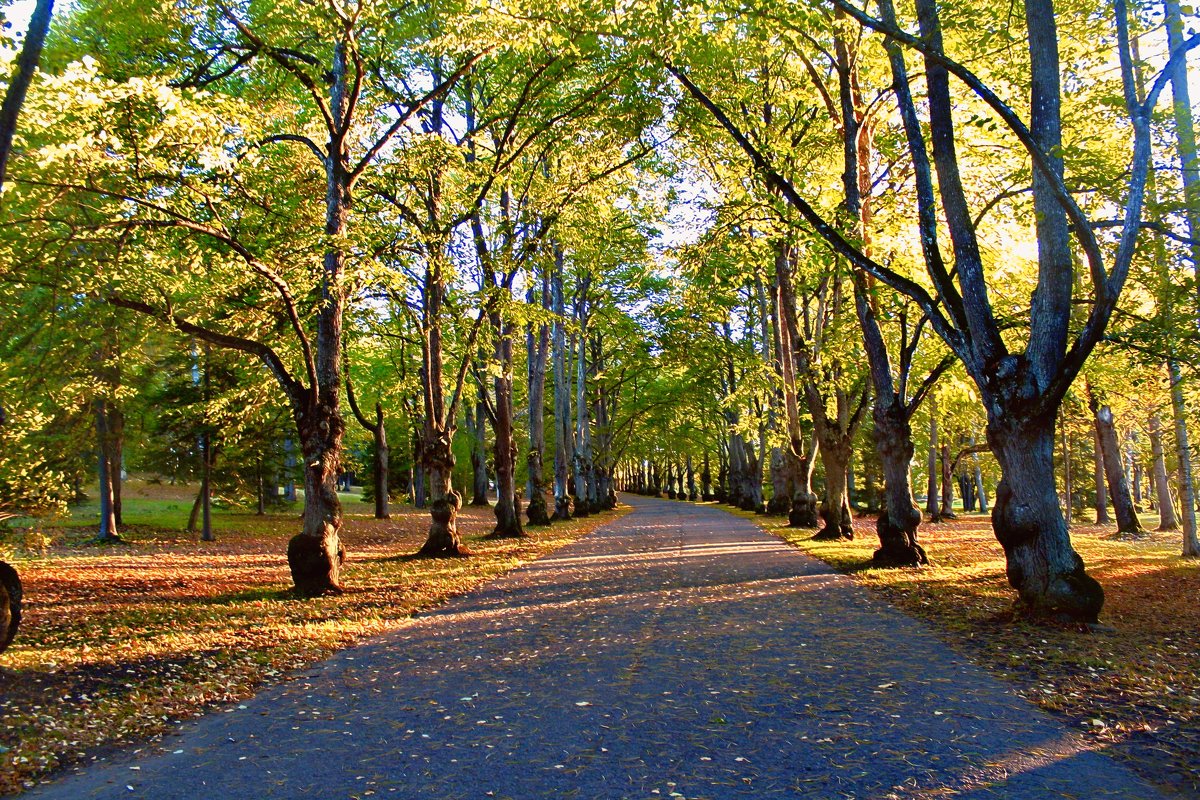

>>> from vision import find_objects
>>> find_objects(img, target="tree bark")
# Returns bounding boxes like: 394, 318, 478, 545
1169, 360, 1200, 556
344, 361, 390, 520
1150, 414, 1180, 531
0, 561, 20, 655
373, 404, 389, 520
988, 413, 1104, 622
814, 441, 854, 540
488, 317, 525, 539
973, 439, 989, 514
926, 401, 940, 519
939, 442, 956, 520
283, 41, 356, 595
871, 399, 927, 565
573, 308, 593, 516
551, 247, 574, 520
94, 399, 119, 542
0, 0, 54, 192
107, 405, 124, 526
286, 393, 346, 594
199, 431, 214, 542
526, 278, 552, 525
767, 447, 790, 514
465, 398, 489, 507
1090, 398, 1142, 534
420, 437, 465, 556
1093, 427, 1111, 524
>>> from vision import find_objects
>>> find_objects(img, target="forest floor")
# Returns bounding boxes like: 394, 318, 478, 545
741, 506, 1200, 798
13, 494, 1161, 800
0, 480, 625, 795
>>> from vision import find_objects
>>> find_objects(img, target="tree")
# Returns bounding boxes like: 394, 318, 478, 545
0, 0, 54, 191
11, 1, 481, 592
0, 559, 20, 656
667, 0, 1175, 620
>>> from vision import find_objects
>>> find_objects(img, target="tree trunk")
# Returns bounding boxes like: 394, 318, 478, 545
107, 405, 124, 526
419, 428, 467, 556
94, 399, 119, 542
973, 444, 988, 514
526, 290, 551, 525
466, 399, 489, 507
716, 445, 728, 503
199, 431, 214, 542
0, 561, 20, 655
489, 318, 525, 539
286, 397, 346, 594
926, 401, 939, 519
687, 454, 698, 501
988, 413, 1104, 622
814, 442, 853, 540
1093, 427, 1111, 524
551, 247, 573, 521
740, 441, 764, 511
1149, 414, 1180, 531
186, 483, 202, 533
1131, 446, 1143, 510
1169, 360, 1200, 556
788, 446, 819, 528
257, 461, 267, 516
767, 447, 790, 514
0, 0, 54, 190
1092, 399, 1141, 534
283, 438, 297, 502
939, 442, 957, 520
573, 315, 593, 516
413, 427, 427, 510
372, 404, 389, 519
871, 399, 927, 566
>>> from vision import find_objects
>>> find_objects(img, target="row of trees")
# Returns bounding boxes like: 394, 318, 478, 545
2, 0, 1200, 633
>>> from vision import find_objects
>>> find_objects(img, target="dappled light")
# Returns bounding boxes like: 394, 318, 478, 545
2, 0, 1199, 794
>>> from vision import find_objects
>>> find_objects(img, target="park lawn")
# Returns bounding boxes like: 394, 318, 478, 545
0, 483, 626, 795
744, 508, 1200, 798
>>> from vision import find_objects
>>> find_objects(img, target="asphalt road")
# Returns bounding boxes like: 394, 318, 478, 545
22, 495, 1163, 799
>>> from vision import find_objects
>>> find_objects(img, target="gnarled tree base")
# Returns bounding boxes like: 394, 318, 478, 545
871, 514, 929, 567
993, 422, 1104, 623
573, 496, 591, 517
0, 562, 21, 654
286, 534, 346, 597
419, 494, 473, 558
789, 495, 819, 528
526, 493, 551, 526
766, 494, 791, 516
552, 495, 573, 521
813, 507, 854, 541
488, 501, 527, 539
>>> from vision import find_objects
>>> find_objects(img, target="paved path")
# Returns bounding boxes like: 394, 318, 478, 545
25, 496, 1161, 799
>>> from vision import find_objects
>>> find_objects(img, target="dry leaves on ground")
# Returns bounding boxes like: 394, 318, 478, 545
0, 495, 625, 794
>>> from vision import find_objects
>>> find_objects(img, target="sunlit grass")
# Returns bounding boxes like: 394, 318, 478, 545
0, 482, 626, 793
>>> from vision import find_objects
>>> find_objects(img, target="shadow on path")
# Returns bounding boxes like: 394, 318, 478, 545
23, 495, 1162, 799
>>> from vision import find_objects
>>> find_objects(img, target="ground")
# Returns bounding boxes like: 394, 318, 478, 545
12, 495, 1165, 800
756, 507, 1200, 798
0, 479, 621, 795
2, 486, 1197, 797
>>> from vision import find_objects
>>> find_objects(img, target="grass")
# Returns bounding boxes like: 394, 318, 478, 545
0, 480, 626, 795
730, 505, 1200, 798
